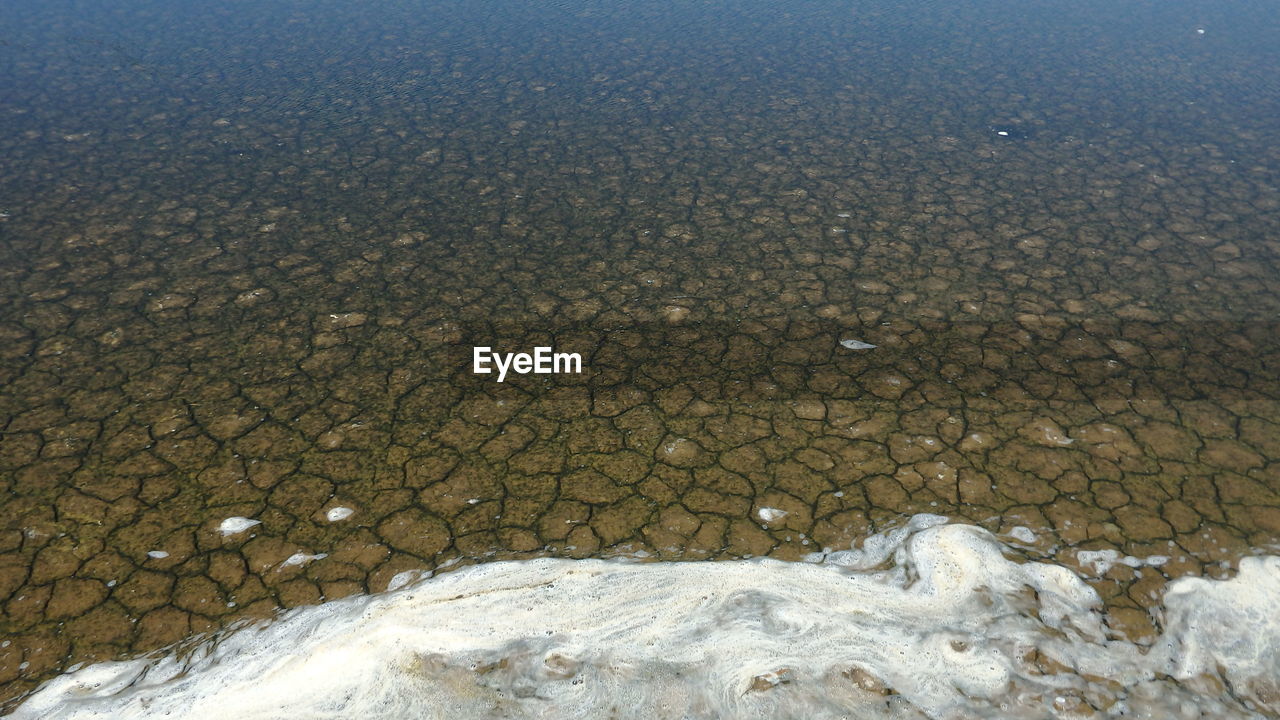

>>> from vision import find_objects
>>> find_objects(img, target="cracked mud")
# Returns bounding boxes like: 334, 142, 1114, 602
2, 0, 1279, 711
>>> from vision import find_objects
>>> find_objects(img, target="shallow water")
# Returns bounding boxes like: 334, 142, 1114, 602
13, 518, 1280, 719
2, 0, 1279, 715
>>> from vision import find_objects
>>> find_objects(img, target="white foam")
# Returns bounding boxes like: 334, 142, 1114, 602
1157, 556, 1280, 708
15, 519, 1279, 720
1077, 548, 1170, 575
325, 507, 354, 522
386, 570, 423, 592
218, 517, 261, 537
1008, 526, 1036, 544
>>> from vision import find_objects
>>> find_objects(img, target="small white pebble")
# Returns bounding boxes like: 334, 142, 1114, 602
146, 550, 169, 559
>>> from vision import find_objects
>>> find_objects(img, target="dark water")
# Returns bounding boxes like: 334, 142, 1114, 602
2, 0, 1279, 712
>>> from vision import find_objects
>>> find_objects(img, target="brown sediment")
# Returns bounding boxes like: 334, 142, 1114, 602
3, 288, 1278, 707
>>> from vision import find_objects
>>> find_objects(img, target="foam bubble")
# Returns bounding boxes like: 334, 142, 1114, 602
14, 518, 1279, 719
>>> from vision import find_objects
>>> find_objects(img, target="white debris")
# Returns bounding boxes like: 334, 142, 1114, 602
839, 339, 877, 350
280, 553, 327, 569
1008, 527, 1036, 544
218, 517, 261, 537
13, 521, 1280, 720
386, 570, 422, 592
325, 507, 354, 522
1077, 549, 1170, 575
146, 550, 170, 560
757, 507, 788, 523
